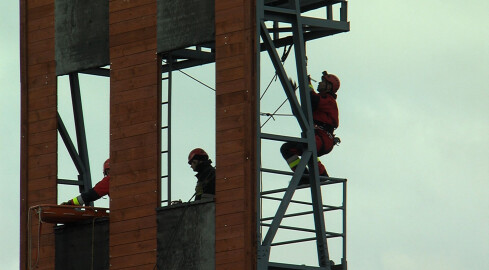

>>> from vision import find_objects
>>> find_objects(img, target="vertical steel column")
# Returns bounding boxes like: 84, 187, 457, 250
69, 73, 92, 196
290, 0, 331, 266
167, 55, 173, 205
342, 180, 348, 269
256, 2, 266, 267
256, 0, 339, 269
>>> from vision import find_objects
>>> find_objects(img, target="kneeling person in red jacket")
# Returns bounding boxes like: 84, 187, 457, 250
62, 159, 110, 206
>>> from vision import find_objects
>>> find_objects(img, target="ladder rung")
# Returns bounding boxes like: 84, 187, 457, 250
260, 195, 342, 210
261, 210, 313, 221
261, 195, 312, 206
261, 222, 316, 233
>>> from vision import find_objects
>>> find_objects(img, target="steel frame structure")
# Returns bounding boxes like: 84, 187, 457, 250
159, 47, 216, 205
72, 46, 216, 207
256, 1, 349, 269
57, 73, 94, 206
79, 44, 215, 78
51, 1, 349, 268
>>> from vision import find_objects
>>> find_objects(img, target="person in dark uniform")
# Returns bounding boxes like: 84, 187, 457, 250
188, 148, 216, 201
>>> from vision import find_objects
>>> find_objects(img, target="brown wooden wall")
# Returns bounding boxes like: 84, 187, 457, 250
214, 0, 257, 269
108, 0, 161, 269
20, 0, 57, 269
20, 0, 257, 269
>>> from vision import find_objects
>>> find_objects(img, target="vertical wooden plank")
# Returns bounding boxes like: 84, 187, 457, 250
215, 0, 257, 269
109, 0, 160, 269
20, 0, 57, 269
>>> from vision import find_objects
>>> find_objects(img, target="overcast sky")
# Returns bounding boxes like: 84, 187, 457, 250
1, 1, 488, 269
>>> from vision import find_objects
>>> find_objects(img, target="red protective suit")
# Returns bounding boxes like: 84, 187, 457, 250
67, 176, 110, 206
280, 87, 339, 177
93, 176, 110, 198
310, 90, 339, 155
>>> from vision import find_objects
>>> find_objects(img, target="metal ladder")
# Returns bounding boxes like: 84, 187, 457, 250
161, 56, 172, 206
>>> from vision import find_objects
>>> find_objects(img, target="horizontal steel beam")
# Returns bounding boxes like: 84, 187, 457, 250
262, 195, 336, 208
57, 179, 84, 186
264, 0, 343, 13
169, 48, 215, 61
261, 205, 343, 222
259, 175, 346, 196
261, 133, 307, 143
161, 59, 214, 73
268, 262, 345, 270
260, 26, 349, 51
261, 222, 316, 233
270, 232, 343, 247
79, 67, 110, 77
269, 262, 326, 270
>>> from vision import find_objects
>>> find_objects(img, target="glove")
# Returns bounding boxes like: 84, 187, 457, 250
334, 136, 341, 145
321, 71, 329, 82
171, 199, 183, 205
61, 200, 74, 205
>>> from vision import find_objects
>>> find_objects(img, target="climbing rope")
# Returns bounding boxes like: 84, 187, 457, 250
177, 69, 215, 92
260, 73, 278, 100
161, 43, 303, 128
260, 99, 290, 128
260, 75, 320, 128
259, 45, 297, 127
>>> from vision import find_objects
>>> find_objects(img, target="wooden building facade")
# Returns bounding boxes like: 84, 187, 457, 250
20, 0, 256, 269
20, 0, 349, 269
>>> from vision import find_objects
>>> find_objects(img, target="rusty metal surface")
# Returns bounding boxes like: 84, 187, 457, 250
31, 204, 109, 224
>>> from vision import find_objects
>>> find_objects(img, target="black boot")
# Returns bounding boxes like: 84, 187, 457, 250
298, 169, 329, 186
298, 168, 310, 186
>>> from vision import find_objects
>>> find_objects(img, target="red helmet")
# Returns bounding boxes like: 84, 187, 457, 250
188, 148, 208, 164
322, 72, 340, 93
103, 159, 110, 171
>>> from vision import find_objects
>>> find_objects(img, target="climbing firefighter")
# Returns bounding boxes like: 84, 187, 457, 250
188, 148, 216, 201
61, 159, 110, 206
280, 71, 341, 184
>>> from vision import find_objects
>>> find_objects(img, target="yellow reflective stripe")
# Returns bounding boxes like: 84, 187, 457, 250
309, 84, 314, 90
288, 158, 300, 169
72, 197, 81, 206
